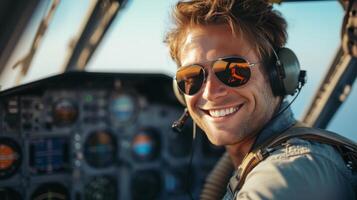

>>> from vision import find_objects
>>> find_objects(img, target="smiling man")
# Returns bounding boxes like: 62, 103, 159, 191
165, 0, 355, 199
179, 24, 281, 165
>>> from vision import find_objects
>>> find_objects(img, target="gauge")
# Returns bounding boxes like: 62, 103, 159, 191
0, 187, 22, 200
31, 183, 69, 200
84, 176, 117, 200
53, 99, 78, 126
110, 93, 137, 124
29, 138, 69, 174
0, 138, 21, 179
132, 128, 160, 161
131, 170, 161, 200
84, 130, 117, 168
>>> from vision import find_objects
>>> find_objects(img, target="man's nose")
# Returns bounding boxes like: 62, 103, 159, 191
201, 71, 228, 101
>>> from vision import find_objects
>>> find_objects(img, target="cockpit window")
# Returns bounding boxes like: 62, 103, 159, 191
328, 86, 357, 140
0, 1, 92, 90
86, 0, 176, 75
275, 2, 344, 117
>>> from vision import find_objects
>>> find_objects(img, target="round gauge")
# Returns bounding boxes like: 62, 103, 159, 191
84, 176, 117, 200
53, 99, 78, 126
132, 128, 160, 161
0, 138, 21, 179
110, 93, 137, 124
0, 187, 22, 200
31, 183, 69, 200
131, 170, 161, 200
84, 130, 117, 168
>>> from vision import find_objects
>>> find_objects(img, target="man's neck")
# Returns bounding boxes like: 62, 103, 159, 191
225, 135, 256, 167
226, 100, 297, 168
225, 99, 282, 167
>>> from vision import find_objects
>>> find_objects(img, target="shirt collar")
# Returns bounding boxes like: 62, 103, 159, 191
252, 101, 297, 150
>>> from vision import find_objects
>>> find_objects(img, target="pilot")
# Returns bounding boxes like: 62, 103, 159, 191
165, 0, 355, 199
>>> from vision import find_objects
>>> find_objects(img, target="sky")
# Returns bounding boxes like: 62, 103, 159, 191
1, 0, 355, 140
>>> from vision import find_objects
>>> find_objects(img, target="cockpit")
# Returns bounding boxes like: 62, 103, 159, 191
0, 0, 355, 199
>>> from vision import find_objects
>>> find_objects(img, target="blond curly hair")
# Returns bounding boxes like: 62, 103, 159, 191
164, 0, 287, 67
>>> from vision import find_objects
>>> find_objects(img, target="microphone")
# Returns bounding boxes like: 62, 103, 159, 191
172, 108, 190, 133
299, 70, 307, 87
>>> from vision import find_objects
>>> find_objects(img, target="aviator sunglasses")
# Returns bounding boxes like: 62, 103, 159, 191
175, 56, 259, 95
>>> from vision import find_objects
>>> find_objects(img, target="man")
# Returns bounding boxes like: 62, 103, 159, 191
165, 0, 355, 199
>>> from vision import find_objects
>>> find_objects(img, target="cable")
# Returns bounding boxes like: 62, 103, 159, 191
270, 82, 303, 123
270, 68, 306, 122
186, 122, 196, 200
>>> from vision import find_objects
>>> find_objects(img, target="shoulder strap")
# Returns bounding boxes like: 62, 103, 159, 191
227, 124, 357, 196
267, 126, 357, 152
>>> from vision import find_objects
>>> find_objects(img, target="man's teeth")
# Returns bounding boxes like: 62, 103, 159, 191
209, 107, 239, 117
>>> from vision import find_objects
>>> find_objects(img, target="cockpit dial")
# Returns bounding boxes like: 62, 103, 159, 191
53, 99, 78, 126
84, 130, 117, 168
84, 176, 117, 200
0, 138, 21, 179
30, 183, 69, 200
110, 93, 137, 125
132, 128, 160, 161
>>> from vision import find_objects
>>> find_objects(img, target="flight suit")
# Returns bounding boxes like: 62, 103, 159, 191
222, 102, 355, 200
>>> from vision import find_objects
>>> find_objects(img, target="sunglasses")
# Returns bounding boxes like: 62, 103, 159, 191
175, 56, 259, 95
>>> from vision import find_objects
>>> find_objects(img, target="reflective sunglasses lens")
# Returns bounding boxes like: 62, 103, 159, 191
176, 65, 205, 95
213, 58, 251, 87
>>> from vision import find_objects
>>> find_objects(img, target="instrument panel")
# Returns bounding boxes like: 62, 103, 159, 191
0, 72, 224, 200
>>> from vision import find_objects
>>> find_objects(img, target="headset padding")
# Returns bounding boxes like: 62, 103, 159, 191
278, 48, 301, 95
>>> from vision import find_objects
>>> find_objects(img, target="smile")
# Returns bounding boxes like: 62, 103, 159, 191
207, 105, 243, 118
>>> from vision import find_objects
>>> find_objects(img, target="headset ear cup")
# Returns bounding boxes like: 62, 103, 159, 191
172, 79, 186, 106
267, 54, 283, 97
277, 47, 301, 95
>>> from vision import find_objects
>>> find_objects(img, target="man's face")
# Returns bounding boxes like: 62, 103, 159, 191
179, 25, 280, 146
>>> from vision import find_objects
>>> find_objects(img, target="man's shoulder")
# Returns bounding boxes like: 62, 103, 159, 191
265, 137, 353, 184
260, 123, 354, 175
267, 137, 344, 164
238, 138, 355, 200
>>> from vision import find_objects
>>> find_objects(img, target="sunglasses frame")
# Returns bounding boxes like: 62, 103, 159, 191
175, 56, 259, 96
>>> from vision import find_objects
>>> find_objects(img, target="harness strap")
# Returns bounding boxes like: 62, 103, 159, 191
227, 124, 357, 196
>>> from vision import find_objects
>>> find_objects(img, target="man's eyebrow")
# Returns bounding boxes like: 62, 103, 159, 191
182, 55, 243, 67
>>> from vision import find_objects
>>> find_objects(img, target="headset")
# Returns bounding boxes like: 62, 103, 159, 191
172, 47, 307, 132
267, 47, 305, 97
